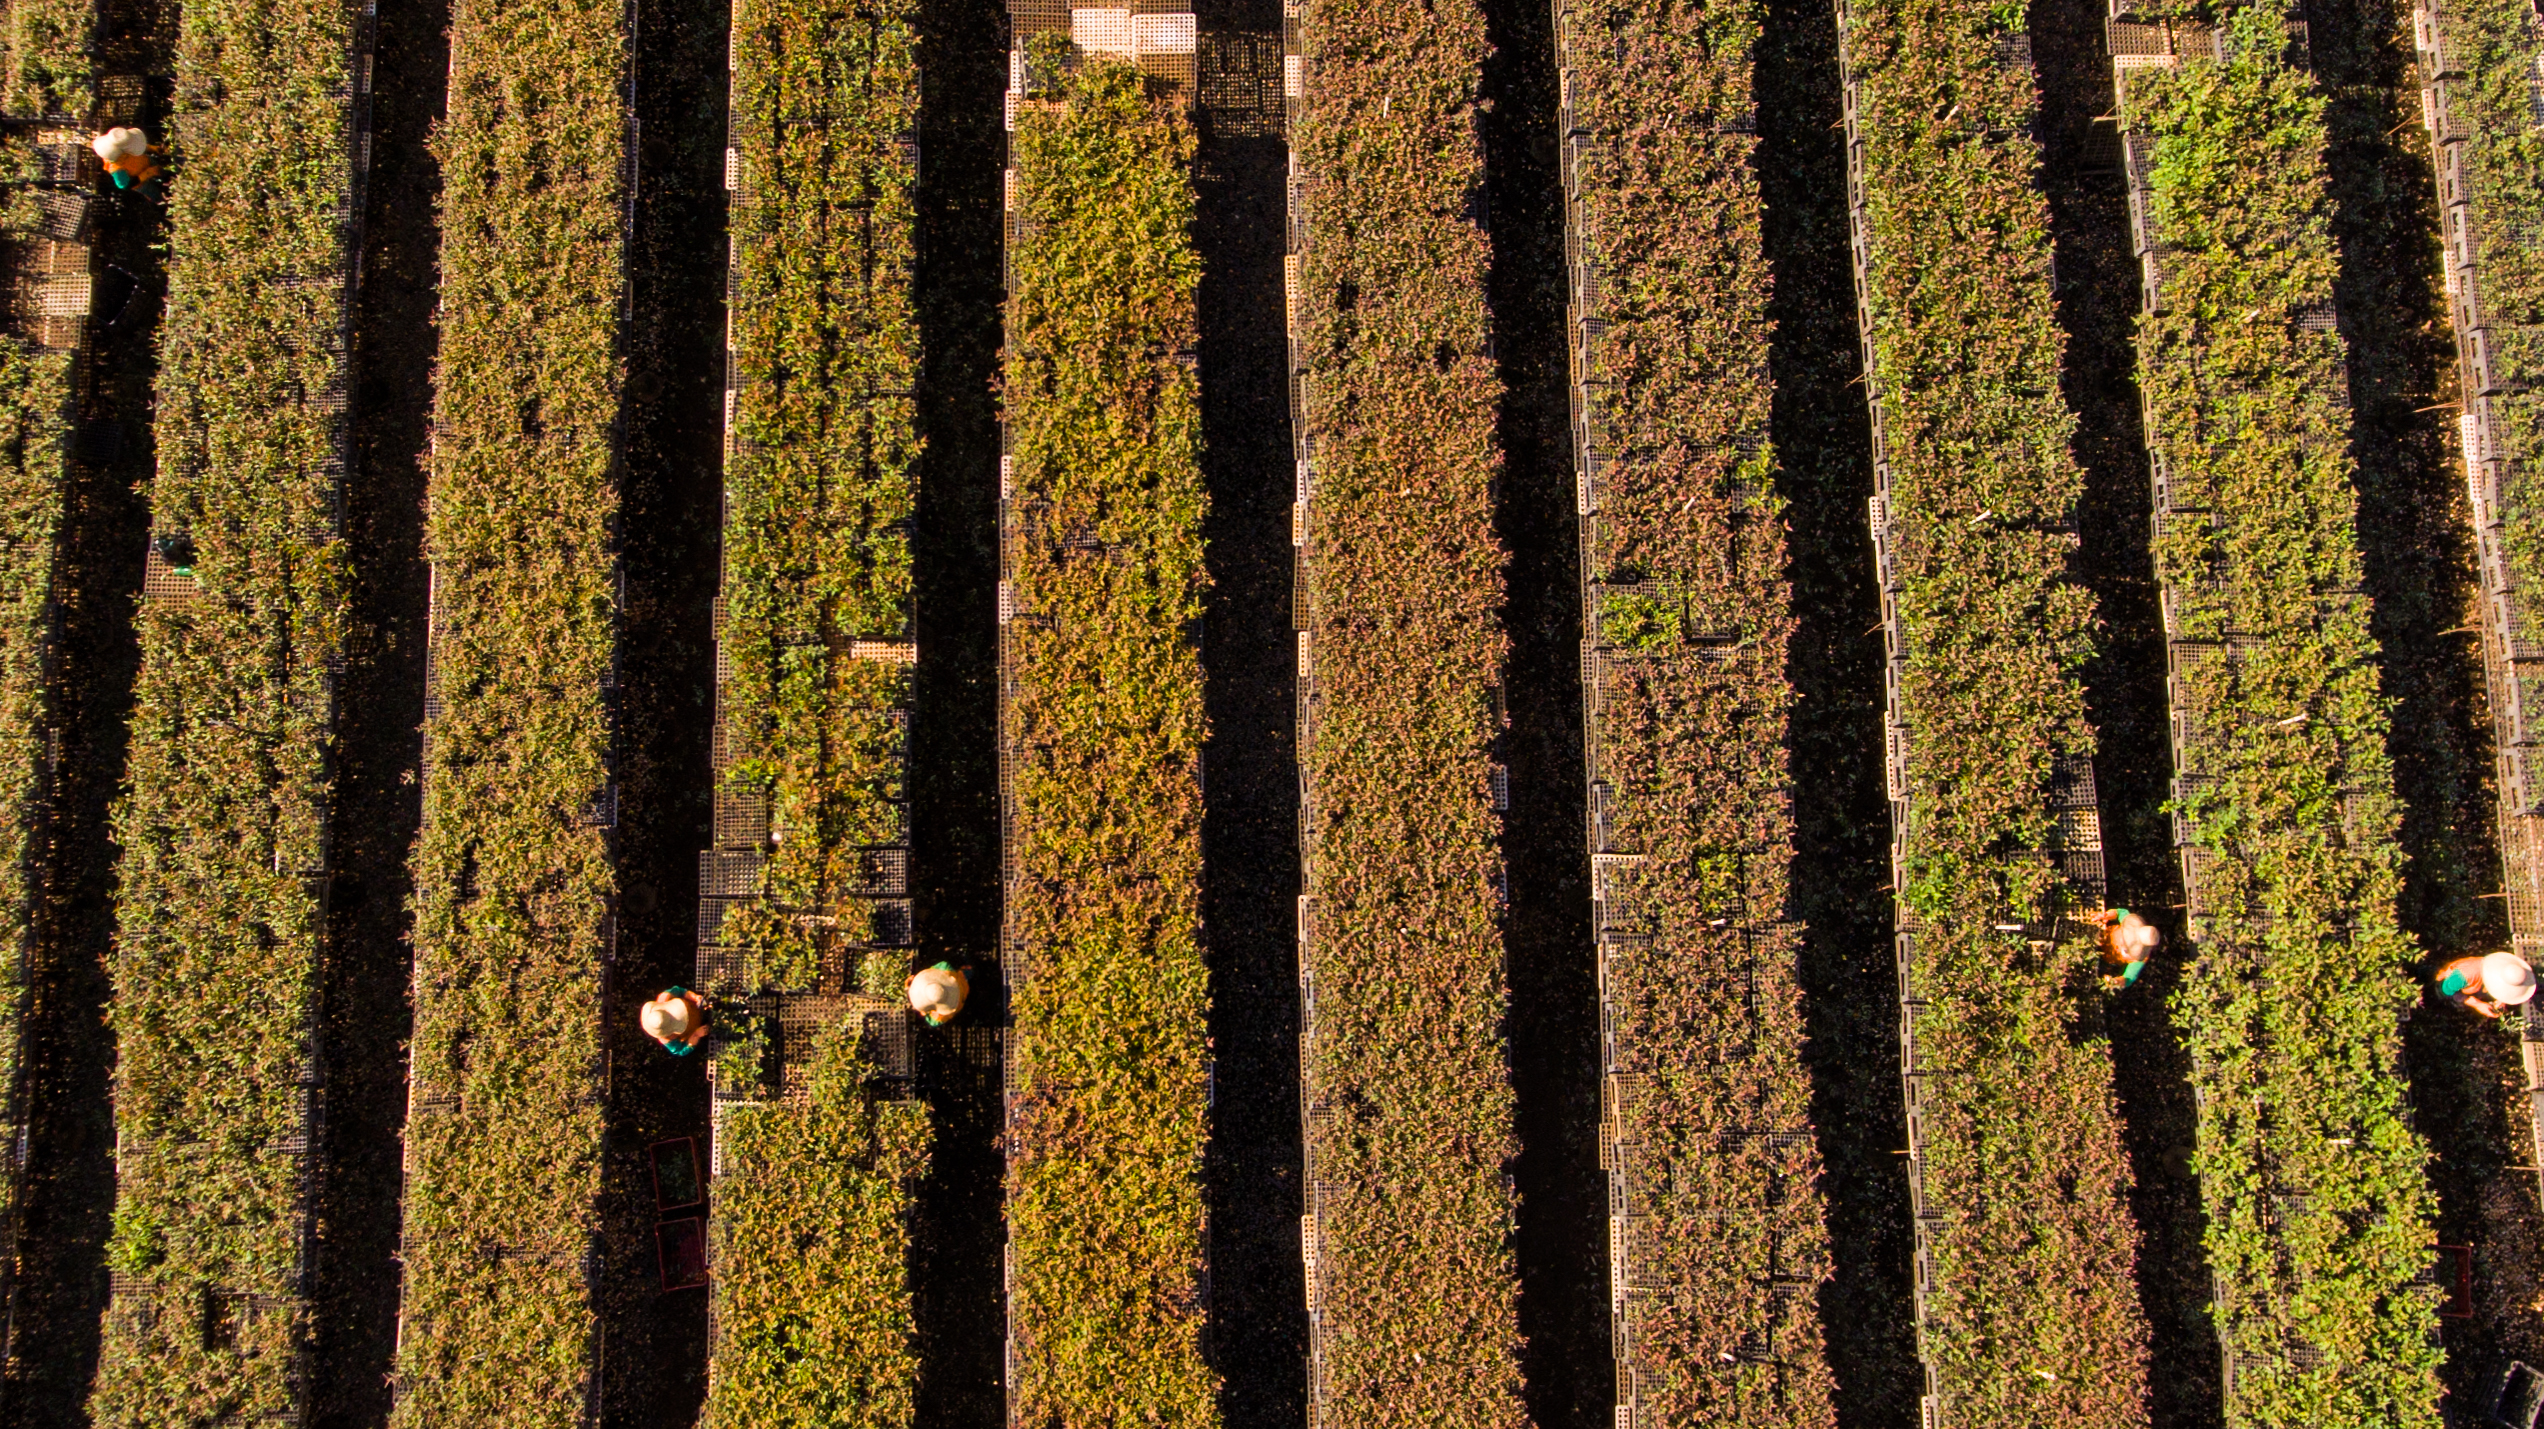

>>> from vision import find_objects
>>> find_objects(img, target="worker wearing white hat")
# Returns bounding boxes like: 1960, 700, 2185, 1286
2435, 952, 2537, 1020
2091, 906, 2162, 988
89, 127, 163, 192
907, 962, 970, 1026
640, 985, 710, 1054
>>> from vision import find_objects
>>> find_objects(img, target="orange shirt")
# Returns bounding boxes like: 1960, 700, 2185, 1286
103, 149, 161, 181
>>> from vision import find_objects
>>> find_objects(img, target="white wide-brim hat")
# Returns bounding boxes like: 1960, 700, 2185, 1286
2119, 921, 2161, 954
2484, 952, 2538, 1005
642, 998, 691, 1037
908, 968, 961, 1016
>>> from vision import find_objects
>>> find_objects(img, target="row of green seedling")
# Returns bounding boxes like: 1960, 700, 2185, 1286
2110, 5, 2443, 1424
1837, 0, 2154, 1424
2407, 0, 2544, 1215
1286, 0, 1527, 1421
694, 0, 930, 1418
998, 29, 1216, 1427
391, 0, 629, 1417
1555, 0, 1839, 1418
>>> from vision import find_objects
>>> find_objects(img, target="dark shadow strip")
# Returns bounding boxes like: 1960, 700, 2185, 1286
1189, 14, 1309, 1429
911, 0, 1007, 1416
1478, 0, 1609, 1423
1754, 0, 1922, 1424
305, 0, 448, 1416
592, 0, 727, 1418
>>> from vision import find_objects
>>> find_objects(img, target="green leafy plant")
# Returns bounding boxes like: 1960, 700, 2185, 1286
2118, 8, 2442, 1424
704, 1020, 929, 1428
1842, 0, 2155, 1423
2, 0, 94, 117
711, 0, 919, 1000
698, 0, 924, 1410
1002, 51, 1217, 1424
391, 0, 625, 1415
84, 0, 349, 1421
1563, 0, 1838, 1417
1290, 0, 1527, 1417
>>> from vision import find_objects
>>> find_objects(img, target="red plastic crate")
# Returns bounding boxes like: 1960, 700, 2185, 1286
658, 1217, 708, 1291
2439, 1243, 2473, 1319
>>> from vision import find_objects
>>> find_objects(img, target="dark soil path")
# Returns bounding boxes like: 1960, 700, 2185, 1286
0, 0, 169, 1417
304, 0, 447, 1416
1189, 12, 1308, 1428
1754, 2, 1922, 1424
2028, 5, 2220, 1425
910, 0, 1007, 1414
1477, 0, 1609, 1425
593, 0, 727, 1416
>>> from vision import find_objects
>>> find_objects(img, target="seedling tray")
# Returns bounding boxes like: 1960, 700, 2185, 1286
651, 1137, 701, 1211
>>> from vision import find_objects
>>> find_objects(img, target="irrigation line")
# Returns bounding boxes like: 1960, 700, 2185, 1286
2407, 0, 2544, 1218
1836, 7, 2117, 1423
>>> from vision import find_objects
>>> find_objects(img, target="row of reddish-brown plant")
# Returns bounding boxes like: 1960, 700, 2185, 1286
1291, 0, 1524, 1418
1564, 0, 1837, 1415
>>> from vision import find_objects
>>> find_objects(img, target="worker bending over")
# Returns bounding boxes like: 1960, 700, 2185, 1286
90, 127, 164, 194
2090, 907, 2161, 988
2436, 952, 2537, 1019
641, 986, 710, 1054
908, 962, 970, 1026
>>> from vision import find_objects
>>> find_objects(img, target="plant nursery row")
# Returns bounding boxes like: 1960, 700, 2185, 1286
88, 0, 359, 1417
391, 0, 626, 1415
2117, 7, 2440, 1423
0, 0, 90, 1374
999, 37, 1217, 1424
11, 0, 2537, 1422
1287, 0, 1526, 1418
2420, 0, 2544, 961
697, 0, 928, 1416
1557, 0, 1836, 1415
1840, 0, 2152, 1423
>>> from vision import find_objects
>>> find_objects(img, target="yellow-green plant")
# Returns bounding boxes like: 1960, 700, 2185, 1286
704, 1022, 929, 1427
392, 0, 625, 1414
2122, 8, 2441, 1423
1003, 47, 1216, 1425
89, 0, 350, 1418
709, 0, 918, 1003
